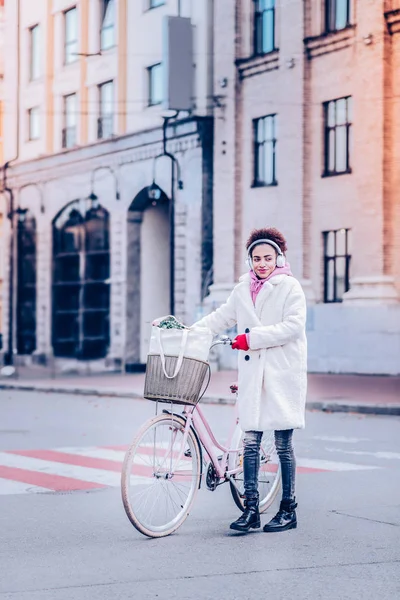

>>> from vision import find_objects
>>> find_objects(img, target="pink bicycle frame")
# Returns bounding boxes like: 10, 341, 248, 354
176, 403, 242, 480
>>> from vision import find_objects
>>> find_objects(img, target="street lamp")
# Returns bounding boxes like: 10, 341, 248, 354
147, 182, 162, 202
89, 165, 120, 202
88, 191, 100, 210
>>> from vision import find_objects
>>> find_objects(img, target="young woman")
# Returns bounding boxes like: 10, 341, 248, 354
192, 227, 307, 533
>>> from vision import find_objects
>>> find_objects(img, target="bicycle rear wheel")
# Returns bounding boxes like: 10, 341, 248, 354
121, 413, 201, 538
229, 427, 281, 513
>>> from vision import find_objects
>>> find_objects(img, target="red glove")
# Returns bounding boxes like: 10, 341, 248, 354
232, 334, 249, 351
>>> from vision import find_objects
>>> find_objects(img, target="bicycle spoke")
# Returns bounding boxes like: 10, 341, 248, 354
121, 415, 200, 536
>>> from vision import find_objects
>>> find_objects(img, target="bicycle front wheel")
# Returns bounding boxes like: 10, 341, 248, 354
121, 413, 201, 538
229, 426, 281, 513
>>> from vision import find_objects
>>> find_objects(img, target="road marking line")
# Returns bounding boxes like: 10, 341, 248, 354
1, 450, 191, 484
325, 448, 400, 460
0, 465, 106, 492
0, 476, 49, 495
0, 444, 383, 496
312, 436, 370, 443
0, 452, 122, 487
55, 445, 191, 463
58, 447, 126, 462
296, 457, 380, 471
8, 449, 124, 472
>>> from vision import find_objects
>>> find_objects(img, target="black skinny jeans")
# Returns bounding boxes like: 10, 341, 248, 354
243, 429, 296, 503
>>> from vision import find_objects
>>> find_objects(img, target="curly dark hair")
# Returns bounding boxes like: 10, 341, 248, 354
246, 227, 288, 256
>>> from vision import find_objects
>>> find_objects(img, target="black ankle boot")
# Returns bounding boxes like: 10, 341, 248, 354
263, 498, 297, 533
230, 499, 260, 532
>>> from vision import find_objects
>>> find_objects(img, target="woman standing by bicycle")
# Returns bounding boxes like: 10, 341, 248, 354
192, 227, 307, 534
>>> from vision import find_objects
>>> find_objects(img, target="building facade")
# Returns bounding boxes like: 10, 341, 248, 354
2, 0, 400, 376
0, 0, 4, 351
1, 0, 214, 371
209, 0, 400, 374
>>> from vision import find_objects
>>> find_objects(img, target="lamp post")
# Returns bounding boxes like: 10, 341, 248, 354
88, 165, 120, 205
148, 116, 183, 316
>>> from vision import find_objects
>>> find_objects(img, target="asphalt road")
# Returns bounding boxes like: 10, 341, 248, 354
0, 391, 399, 600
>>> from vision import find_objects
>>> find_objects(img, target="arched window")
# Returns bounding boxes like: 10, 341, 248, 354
17, 210, 37, 354
52, 200, 110, 359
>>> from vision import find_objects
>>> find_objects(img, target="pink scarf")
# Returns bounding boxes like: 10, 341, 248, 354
249, 263, 293, 305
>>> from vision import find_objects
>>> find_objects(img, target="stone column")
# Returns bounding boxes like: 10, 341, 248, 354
34, 218, 53, 362
107, 211, 126, 367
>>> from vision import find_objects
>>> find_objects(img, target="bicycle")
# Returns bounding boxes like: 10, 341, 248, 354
121, 336, 281, 538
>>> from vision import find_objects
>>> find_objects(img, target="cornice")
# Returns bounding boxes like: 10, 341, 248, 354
304, 26, 356, 59
236, 50, 279, 79
7, 117, 210, 187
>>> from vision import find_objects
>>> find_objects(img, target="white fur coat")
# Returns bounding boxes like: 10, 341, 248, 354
193, 274, 307, 432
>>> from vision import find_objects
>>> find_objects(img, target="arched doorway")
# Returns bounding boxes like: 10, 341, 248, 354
126, 186, 170, 368
52, 199, 110, 359
16, 210, 37, 355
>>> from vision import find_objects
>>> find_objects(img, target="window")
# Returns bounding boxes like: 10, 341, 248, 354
147, 63, 163, 106
52, 200, 110, 359
253, 114, 277, 186
98, 81, 114, 139
149, 0, 165, 8
323, 229, 351, 302
30, 24, 40, 80
64, 7, 78, 64
17, 211, 37, 355
101, 0, 115, 50
323, 97, 352, 176
28, 107, 40, 140
62, 93, 77, 148
325, 0, 351, 33
254, 0, 276, 55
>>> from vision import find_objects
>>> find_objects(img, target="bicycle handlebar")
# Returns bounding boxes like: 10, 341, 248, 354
210, 336, 232, 349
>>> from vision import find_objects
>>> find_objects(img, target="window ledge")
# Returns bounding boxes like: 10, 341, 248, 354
63, 60, 79, 68
304, 26, 356, 59
28, 77, 44, 85
100, 45, 116, 53
251, 181, 278, 188
145, 2, 166, 11
322, 168, 352, 178
385, 9, 400, 35
236, 50, 279, 79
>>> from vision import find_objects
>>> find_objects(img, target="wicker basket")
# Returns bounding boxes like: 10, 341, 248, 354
144, 354, 210, 405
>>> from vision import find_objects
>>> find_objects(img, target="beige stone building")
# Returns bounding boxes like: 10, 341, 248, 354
1, 0, 399, 375
1, 0, 214, 371
208, 0, 400, 374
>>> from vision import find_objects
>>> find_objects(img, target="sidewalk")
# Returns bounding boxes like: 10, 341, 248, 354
1, 365, 399, 416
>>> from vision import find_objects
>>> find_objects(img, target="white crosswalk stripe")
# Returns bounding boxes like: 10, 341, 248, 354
59, 447, 126, 462
0, 444, 384, 497
0, 478, 49, 495
0, 451, 122, 487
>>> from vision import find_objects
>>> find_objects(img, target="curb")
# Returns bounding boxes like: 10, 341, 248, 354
306, 400, 400, 416
1, 382, 399, 416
